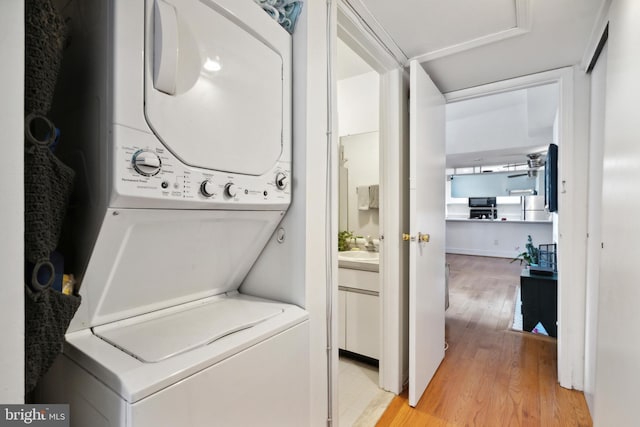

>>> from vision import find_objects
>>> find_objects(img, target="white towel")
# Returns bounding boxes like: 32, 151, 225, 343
369, 184, 379, 209
357, 185, 369, 211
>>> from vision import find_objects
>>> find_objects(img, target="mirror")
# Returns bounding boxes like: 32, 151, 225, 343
339, 132, 379, 237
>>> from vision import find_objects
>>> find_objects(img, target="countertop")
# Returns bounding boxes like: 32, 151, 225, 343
446, 217, 552, 224
338, 259, 379, 272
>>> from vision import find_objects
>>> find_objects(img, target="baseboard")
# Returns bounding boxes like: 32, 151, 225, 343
446, 248, 515, 258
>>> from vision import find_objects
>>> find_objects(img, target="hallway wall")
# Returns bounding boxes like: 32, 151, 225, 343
594, 0, 640, 425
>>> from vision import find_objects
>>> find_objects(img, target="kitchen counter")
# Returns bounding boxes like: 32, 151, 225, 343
446, 218, 553, 258
446, 217, 552, 224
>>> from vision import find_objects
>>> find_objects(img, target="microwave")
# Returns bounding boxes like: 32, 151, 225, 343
468, 197, 496, 208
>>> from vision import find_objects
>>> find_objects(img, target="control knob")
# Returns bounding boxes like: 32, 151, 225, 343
132, 150, 161, 176
224, 182, 238, 198
275, 172, 288, 190
200, 180, 216, 197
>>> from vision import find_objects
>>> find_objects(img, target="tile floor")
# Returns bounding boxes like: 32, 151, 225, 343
338, 356, 394, 427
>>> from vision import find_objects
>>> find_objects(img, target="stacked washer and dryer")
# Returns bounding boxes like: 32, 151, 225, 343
37, 0, 310, 425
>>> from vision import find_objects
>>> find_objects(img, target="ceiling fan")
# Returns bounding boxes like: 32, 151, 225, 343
506, 152, 546, 178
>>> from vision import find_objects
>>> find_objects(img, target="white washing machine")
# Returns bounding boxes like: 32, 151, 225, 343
37, 0, 309, 425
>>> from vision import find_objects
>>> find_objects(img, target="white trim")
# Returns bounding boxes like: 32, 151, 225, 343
339, 0, 408, 67
445, 67, 583, 390
445, 68, 565, 103
515, 0, 533, 31
580, 0, 611, 71
0, 0, 25, 403
411, 0, 531, 63
446, 248, 527, 258
337, 4, 406, 397
379, 69, 405, 394
292, 2, 334, 423
337, 12, 397, 73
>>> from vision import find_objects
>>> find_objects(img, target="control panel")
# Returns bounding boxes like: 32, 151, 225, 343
113, 137, 291, 209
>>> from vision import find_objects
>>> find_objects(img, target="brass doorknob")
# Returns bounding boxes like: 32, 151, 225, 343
402, 233, 430, 242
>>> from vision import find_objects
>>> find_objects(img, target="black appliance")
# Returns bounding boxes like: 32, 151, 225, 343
468, 197, 496, 208
469, 208, 497, 219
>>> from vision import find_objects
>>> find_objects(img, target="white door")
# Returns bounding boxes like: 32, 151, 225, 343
408, 60, 446, 407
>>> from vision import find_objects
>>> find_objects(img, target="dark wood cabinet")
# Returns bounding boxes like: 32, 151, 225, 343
520, 269, 558, 337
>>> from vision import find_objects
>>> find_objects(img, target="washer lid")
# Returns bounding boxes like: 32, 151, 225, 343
145, 0, 288, 176
93, 296, 284, 363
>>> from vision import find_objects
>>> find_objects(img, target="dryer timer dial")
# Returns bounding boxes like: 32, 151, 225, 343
275, 172, 288, 190
132, 150, 162, 176
200, 180, 216, 197
224, 183, 238, 198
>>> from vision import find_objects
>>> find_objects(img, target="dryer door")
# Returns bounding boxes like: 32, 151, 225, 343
144, 0, 289, 176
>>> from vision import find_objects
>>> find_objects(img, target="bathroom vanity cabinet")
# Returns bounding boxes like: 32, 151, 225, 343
338, 267, 380, 360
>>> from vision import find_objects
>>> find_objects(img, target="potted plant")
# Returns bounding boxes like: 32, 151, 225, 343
338, 230, 354, 252
511, 235, 539, 266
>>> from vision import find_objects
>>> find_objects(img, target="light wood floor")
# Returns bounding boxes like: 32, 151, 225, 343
376, 254, 592, 427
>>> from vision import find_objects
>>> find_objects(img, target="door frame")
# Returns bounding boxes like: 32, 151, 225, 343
336, 1, 587, 398
445, 67, 583, 389
336, 1, 407, 396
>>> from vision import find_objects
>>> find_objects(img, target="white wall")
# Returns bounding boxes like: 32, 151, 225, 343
245, 2, 333, 424
446, 221, 553, 258
0, 0, 24, 403
446, 85, 556, 156
594, 1, 640, 425
447, 102, 530, 154
337, 71, 379, 136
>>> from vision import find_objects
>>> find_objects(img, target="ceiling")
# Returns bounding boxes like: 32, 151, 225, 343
349, 0, 605, 93
337, 0, 604, 167
446, 83, 558, 168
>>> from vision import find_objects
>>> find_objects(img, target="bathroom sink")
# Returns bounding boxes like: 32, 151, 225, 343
338, 251, 379, 262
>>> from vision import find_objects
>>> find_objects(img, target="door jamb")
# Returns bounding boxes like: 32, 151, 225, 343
445, 67, 581, 389
336, 1, 406, 396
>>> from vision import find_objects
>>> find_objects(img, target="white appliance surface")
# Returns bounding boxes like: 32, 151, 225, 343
103, 0, 291, 210
111, 124, 291, 210
65, 293, 308, 403
129, 319, 309, 427
94, 296, 285, 362
145, 0, 284, 176
39, 316, 310, 427
40, 0, 308, 424
70, 208, 286, 329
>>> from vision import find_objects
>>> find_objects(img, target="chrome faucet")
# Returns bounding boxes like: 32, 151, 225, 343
365, 235, 378, 252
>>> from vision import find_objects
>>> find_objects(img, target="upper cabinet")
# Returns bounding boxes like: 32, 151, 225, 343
450, 169, 543, 198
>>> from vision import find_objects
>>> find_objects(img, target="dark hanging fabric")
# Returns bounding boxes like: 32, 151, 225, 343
24, 114, 75, 281
23, 113, 79, 393
24, 0, 67, 115
23, 0, 80, 393
24, 285, 80, 393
